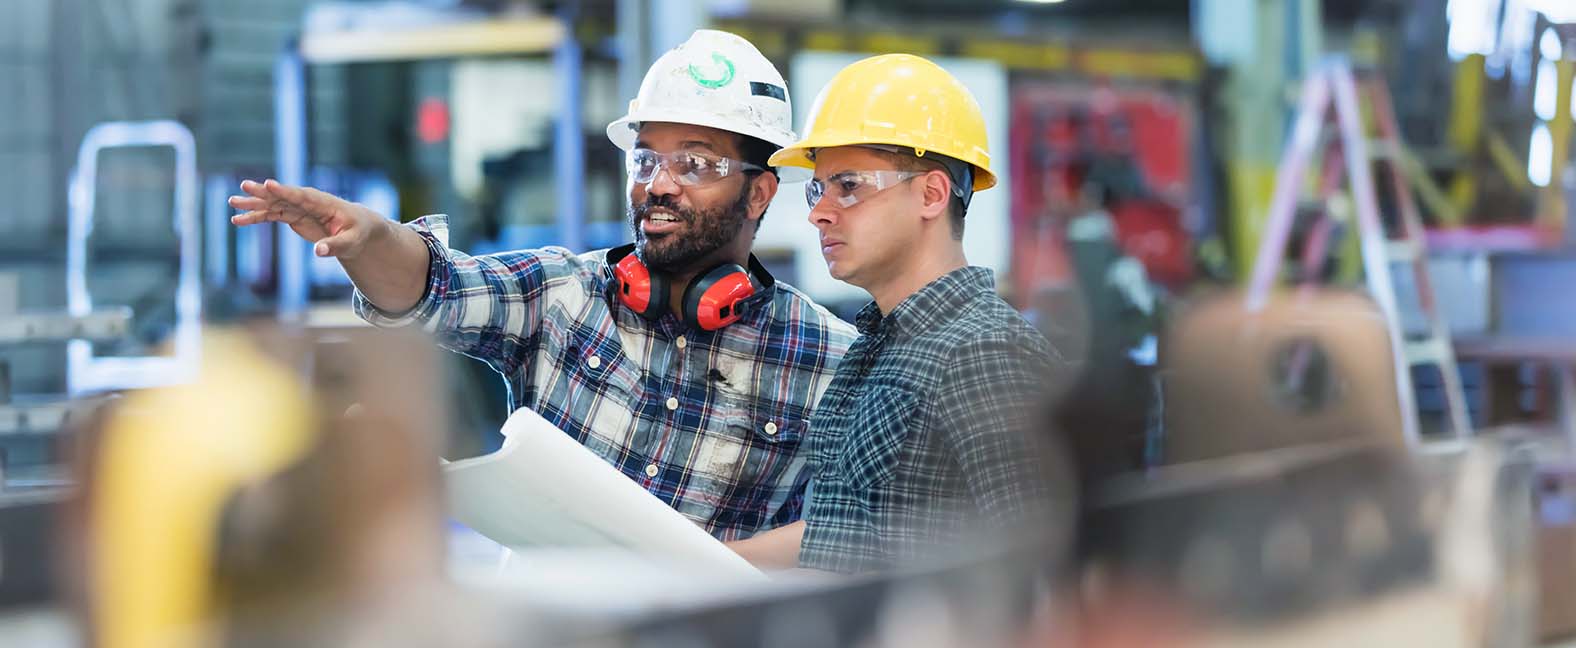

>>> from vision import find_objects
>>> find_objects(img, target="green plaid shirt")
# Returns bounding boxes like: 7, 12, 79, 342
798, 266, 1064, 573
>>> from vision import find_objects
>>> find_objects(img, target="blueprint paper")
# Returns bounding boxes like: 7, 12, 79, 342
443, 407, 765, 580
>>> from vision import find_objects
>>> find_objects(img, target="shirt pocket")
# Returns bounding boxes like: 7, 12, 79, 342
682, 399, 809, 520
556, 324, 643, 451
698, 403, 807, 480
566, 326, 640, 398
839, 387, 916, 492
701, 358, 806, 481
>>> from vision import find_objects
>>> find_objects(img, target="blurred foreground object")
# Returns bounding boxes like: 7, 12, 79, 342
85, 332, 315, 647
1066, 282, 1538, 646
1163, 289, 1406, 461
72, 327, 531, 647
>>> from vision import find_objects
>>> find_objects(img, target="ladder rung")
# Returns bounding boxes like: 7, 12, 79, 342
1404, 338, 1451, 365
1368, 140, 1401, 160
1385, 240, 1424, 263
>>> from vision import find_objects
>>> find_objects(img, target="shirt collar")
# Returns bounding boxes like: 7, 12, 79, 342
855, 266, 996, 338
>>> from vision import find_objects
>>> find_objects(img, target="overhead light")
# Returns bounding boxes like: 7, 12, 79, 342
1016, 0, 1067, 4
1542, 26, 1564, 60
1530, 123, 1553, 187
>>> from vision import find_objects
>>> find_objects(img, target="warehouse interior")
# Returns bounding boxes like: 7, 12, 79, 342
6, 0, 1576, 645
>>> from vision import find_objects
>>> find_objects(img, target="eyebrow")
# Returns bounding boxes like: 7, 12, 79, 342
679, 140, 725, 155
632, 139, 725, 155
819, 170, 862, 182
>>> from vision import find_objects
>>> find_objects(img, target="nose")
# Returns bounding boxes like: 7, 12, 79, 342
645, 164, 683, 199
808, 196, 838, 231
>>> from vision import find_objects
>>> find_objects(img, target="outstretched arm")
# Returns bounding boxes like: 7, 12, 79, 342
230, 179, 430, 313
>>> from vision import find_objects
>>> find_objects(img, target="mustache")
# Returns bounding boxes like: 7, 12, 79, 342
632, 195, 691, 223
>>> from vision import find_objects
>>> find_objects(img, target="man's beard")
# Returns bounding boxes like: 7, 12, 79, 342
630, 185, 752, 274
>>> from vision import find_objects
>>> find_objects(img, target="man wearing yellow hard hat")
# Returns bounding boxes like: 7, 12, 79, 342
728, 54, 1070, 573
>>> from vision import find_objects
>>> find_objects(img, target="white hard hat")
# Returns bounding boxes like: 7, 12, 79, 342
607, 30, 803, 178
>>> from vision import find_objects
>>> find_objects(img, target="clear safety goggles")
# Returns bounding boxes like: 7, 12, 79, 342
626, 148, 764, 187
805, 170, 924, 210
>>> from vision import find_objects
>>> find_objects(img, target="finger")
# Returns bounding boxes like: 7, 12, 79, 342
230, 210, 277, 226
312, 230, 358, 257
228, 195, 267, 211
262, 179, 319, 206
285, 182, 357, 217
259, 180, 335, 218
239, 179, 272, 199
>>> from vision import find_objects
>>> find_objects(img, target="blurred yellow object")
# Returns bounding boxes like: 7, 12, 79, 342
1544, 58, 1574, 227
92, 333, 315, 648
769, 53, 997, 191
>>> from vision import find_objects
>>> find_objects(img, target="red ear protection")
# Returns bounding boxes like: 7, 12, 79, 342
611, 246, 670, 320
683, 264, 768, 331
608, 244, 774, 332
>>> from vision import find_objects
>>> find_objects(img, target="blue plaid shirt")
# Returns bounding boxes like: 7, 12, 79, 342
355, 216, 856, 541
799, 267, 1065, 572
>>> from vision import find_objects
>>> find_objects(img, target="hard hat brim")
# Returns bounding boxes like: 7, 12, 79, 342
769, 136, 998, 192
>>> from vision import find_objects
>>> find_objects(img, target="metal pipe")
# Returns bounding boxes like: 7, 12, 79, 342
553, 2, 586, 252
274, 41, 310, 318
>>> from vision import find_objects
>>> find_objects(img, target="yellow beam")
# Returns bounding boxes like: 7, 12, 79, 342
1446, 54, 1485, 222
1229, 162, 1281, 280
1079, 48, 1202, 82
1485, 129, 1533, 193
785, 27, 1200, 81
299, 18, 564, 64
855, 33, 941, 56
802, 30, 848, 52
1543, 58, 1574, 227
959, 41, 1071, 71
1397, 147, 1463, 226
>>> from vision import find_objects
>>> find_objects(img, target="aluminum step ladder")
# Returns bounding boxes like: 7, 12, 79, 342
1247, 56, 1473, 446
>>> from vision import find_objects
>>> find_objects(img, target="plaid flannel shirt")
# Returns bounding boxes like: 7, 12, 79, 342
798, 266, 1064, 573
355, 216, 855, 541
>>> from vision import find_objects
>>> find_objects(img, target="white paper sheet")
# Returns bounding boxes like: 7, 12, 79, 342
442, 408, 765, 580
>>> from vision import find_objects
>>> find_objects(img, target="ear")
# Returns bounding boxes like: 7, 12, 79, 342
916, 170, 951, 223
746, 172, 779, 222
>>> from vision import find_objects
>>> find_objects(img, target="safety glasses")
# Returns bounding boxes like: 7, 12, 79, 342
805, 170, 924, 210
626, 148, 764, 186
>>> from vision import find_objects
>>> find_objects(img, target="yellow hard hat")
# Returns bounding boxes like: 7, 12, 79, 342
92, 332, 316, 648
769, 53, 996, 191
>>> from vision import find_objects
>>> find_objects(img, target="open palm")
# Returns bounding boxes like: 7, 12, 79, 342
229, 179, 381, 259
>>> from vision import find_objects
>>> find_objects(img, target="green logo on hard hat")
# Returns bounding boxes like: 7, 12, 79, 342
688, 52, 735, 89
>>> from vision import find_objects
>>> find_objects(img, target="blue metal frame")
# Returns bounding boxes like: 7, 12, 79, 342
553, 3, 586, 253
274, 40, 311, 319
273, 18, 590, 313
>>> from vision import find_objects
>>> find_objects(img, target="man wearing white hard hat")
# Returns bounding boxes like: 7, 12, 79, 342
229, 30, 856, 542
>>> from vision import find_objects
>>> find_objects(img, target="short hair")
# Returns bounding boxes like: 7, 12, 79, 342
865, 147, 967, 240
736, 135, 778, 178
736, 134, 777, 227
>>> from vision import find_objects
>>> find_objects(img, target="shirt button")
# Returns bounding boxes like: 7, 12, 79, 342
645, 463, 659, 477
764, 422, 778, 436
666, 397, 679, 411
587, 355, 601, 369
675, 336, 687, 350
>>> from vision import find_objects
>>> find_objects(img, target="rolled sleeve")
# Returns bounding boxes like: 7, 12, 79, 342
352, 216, 453, 328
353, 214, 593, 376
